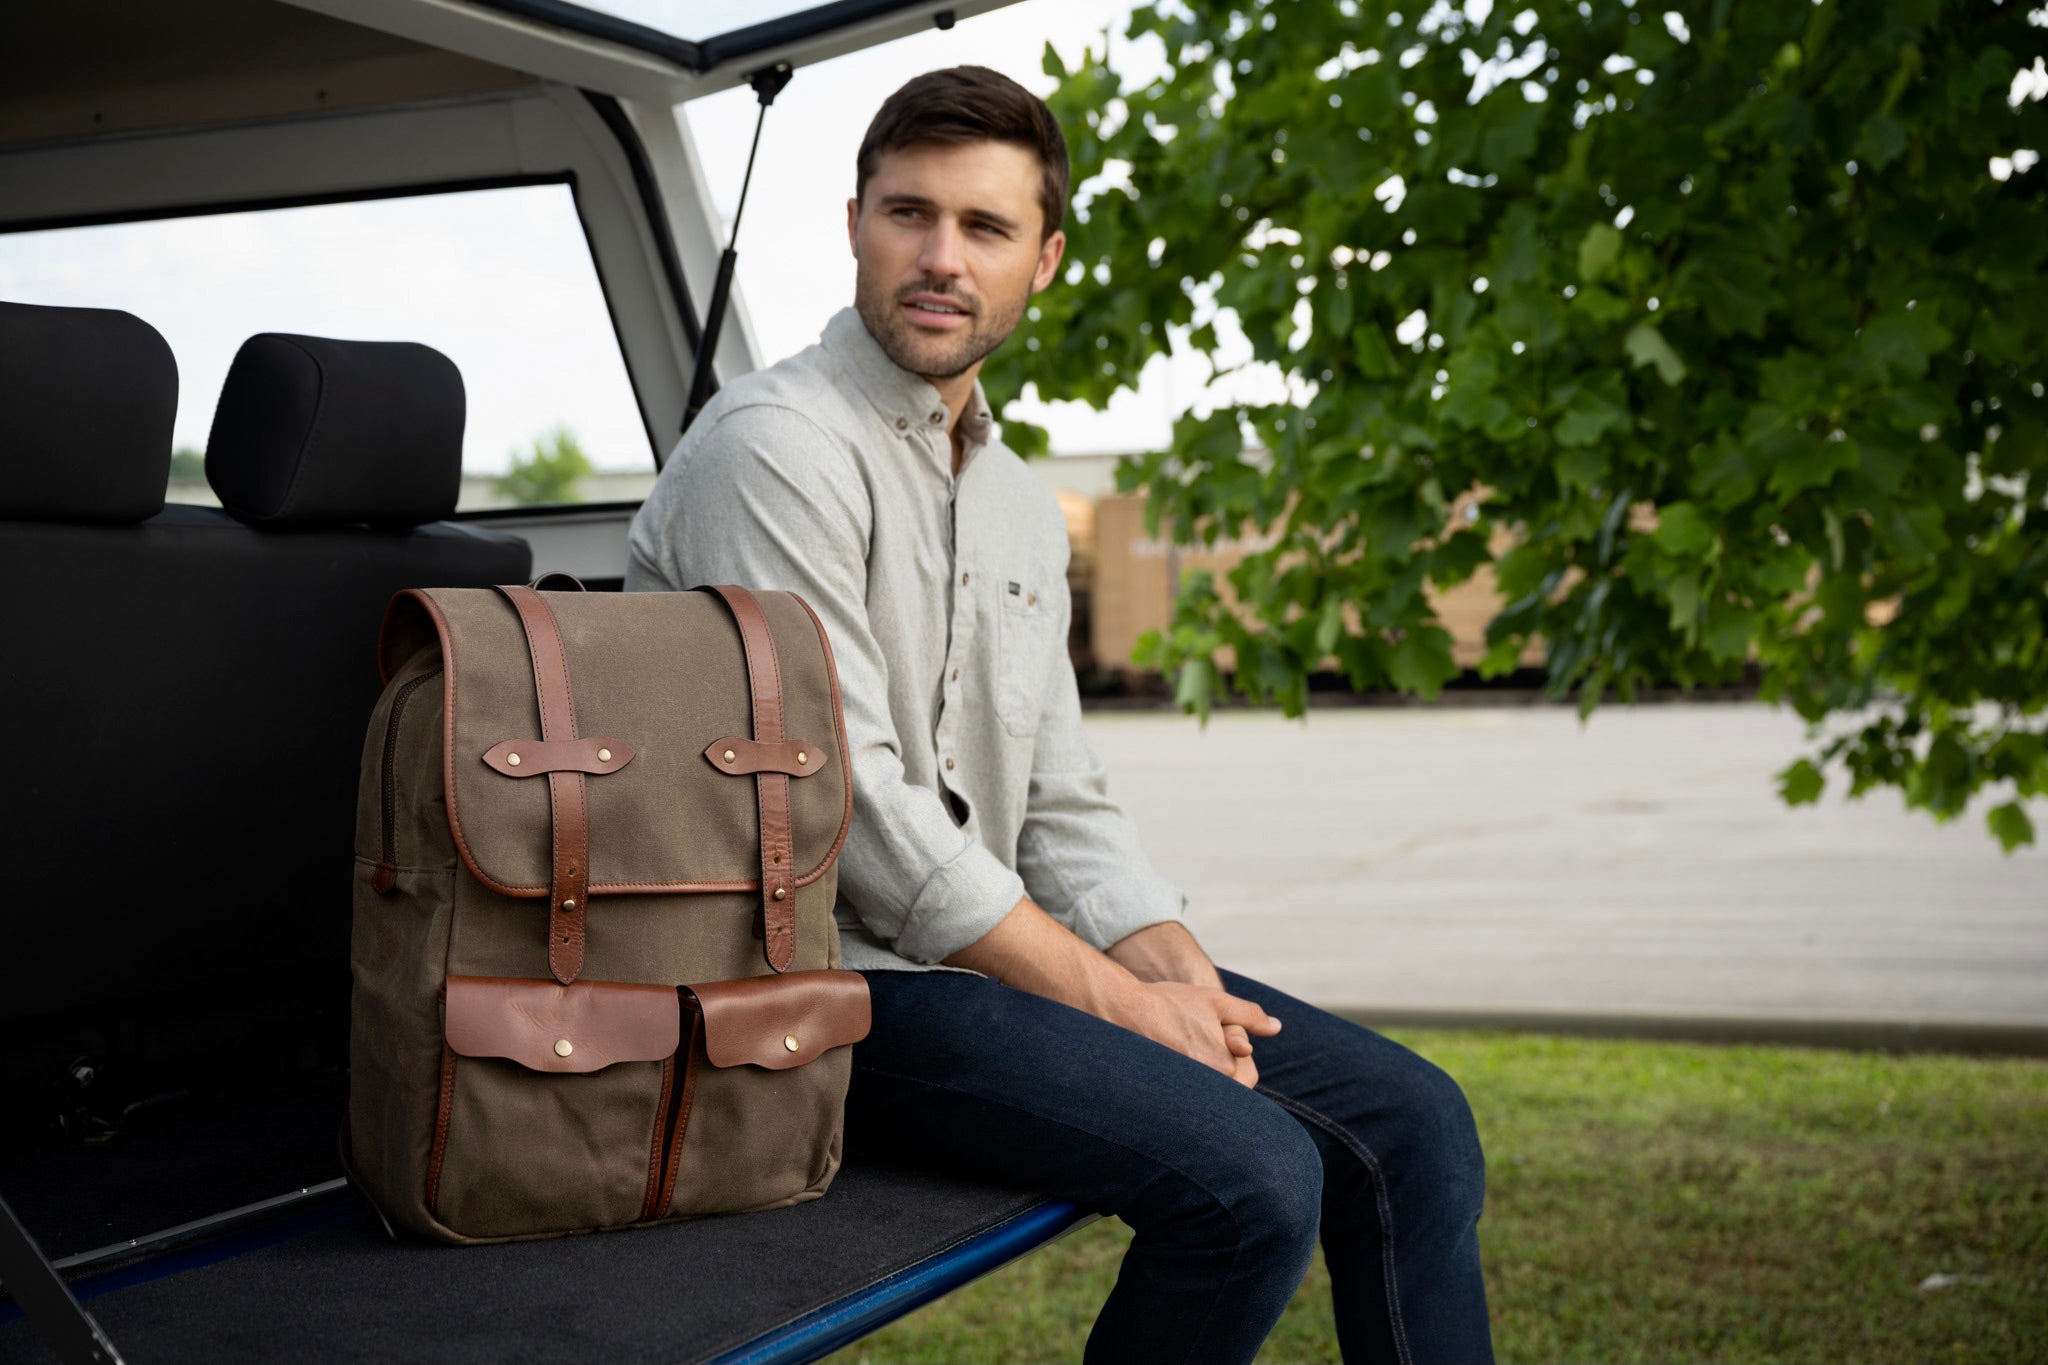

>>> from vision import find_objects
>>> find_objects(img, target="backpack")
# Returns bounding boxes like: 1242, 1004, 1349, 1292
346, 581, 868, 1243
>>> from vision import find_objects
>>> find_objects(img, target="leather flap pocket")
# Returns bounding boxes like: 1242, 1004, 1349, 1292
685, 970, 871, 1071
445, 976, 678, 1075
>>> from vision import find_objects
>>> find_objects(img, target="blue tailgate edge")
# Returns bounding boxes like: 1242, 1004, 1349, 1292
710, 1199, 1092, 1365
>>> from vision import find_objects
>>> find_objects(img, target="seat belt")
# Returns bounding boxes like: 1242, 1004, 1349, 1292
681, 61, 795, 434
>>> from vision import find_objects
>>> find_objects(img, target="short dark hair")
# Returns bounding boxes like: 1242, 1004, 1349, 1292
855, 66, 1070, 239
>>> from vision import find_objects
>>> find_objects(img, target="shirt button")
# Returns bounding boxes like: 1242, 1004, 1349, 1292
945, 757, 955, 771
930, 411, 945, 425
951, 668, 960, 681
895, 416, 908, 431
960, 572, 970, 586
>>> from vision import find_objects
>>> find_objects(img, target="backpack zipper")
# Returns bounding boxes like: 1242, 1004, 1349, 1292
372, 672, 433, 895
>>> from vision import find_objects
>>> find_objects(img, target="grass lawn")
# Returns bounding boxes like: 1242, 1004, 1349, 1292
825, 1031, 2048, 1364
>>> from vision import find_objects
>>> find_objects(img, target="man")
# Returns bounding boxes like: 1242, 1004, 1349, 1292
627, 66, 1491, 1365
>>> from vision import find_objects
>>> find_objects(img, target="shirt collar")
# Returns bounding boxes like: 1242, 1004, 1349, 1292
820, 307, 996, 473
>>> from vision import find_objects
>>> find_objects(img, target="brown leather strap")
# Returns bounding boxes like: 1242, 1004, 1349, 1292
701, 584, 796, 972
703, 736, 828, 778
495, 585, 590, 985
482, 736, 635, 778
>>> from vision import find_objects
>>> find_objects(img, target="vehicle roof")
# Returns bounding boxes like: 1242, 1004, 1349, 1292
0, 0, 1024, 153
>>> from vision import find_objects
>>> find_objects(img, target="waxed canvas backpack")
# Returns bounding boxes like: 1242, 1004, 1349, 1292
347, 580, 869, 1244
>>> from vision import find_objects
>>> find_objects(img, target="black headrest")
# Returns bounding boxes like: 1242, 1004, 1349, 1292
1, 300, 177, 523
205, 333, 464, 526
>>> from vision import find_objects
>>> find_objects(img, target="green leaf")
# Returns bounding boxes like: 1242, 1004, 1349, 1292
1854, 110, 1909, 170
1478, 98, 1545, 174
1388, 628, 1459, 699
1350, 323, 1398, 380
1700, 604, 1759, 664
1653, 502, 1714, 556
1987, 801, 2037, 853
1556, 390, 1628, 447
1477, 633, 1525, 679
1778, 758, 1825, 806
1557, 444, 1606, 491
1665, 572, 1704, 634
1624, 323, 1687, 386
1571, 286, 1633, 324
1578, 224, 1623, 284
1860, 308, 1954, 380
1692, 437, 1759, 509
1173, 656, 1217, 721
1763, 430, 1857, 499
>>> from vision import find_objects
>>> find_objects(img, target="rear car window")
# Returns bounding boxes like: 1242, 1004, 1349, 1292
0, 183, 654, 512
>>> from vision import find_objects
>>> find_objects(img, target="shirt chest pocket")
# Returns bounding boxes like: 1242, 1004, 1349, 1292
994, 578, 1060, 739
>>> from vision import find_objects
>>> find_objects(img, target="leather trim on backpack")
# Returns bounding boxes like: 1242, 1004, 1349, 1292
703, 736, 829, 778
427, 1042, 457, 1216
701, 584, 798, 973
685, 970, 870, 1071
787, 591, 855, 879
483, 737, 635, 778
376, 588, 853, 899
493, 585, 591, 983
444, 976, 679, 1073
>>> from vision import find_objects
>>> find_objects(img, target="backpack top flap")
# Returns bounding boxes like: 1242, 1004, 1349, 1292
378, 586, 851, 897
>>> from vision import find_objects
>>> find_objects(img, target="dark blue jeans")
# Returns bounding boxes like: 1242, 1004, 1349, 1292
844, 968, 1492, 1365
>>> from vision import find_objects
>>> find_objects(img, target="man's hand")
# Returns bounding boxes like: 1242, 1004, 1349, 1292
1106, 921, 1224, 989
945, 900, 1278, 1087
1112, 981, 1281, 1086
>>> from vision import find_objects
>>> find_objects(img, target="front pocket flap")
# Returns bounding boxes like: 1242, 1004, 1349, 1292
445, 976, 678, 1074
685, 970, 871, 1070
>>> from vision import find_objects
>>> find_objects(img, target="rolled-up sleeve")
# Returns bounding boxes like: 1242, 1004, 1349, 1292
628, 404, 1022, 964
1014, 581, 1187, 950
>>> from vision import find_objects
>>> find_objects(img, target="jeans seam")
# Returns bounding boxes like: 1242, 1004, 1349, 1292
1257, 1086, 1416, 1365
854, 1059, 1255, 1365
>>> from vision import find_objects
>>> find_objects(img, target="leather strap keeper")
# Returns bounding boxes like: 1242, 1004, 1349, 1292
483, 737, 635, 778
704, 737, 829, 778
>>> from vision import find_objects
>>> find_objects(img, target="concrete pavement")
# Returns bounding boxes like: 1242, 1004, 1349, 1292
1081, 702, 2047, 1044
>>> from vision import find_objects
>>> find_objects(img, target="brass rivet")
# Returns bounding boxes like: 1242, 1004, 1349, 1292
783, 1035, 800, 1052
561, 898, 577, 913
506, 752, 521, 766
724, 749, 736, 763
797, 751, 808, 765
554, 1039, 573, 1057
773, 887, 788, 900
597, 747, 612, 762
1027, 592, 1037, 607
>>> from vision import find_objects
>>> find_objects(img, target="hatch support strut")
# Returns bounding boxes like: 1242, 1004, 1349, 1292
682, 62, 795, 434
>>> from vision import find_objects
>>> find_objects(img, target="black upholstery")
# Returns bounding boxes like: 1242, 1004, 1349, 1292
1, 318, 529, 1022
206, 333, 465, 526
0, 300, 177, 523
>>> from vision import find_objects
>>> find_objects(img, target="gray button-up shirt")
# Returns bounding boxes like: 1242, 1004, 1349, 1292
626, 308, 1186, 974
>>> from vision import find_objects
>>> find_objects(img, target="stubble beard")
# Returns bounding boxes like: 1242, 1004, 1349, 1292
854, 272, 1029, 382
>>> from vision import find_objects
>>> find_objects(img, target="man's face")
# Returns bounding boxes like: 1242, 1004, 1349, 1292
847, 140, 1065, 383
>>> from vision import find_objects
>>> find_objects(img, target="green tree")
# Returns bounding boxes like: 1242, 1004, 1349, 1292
496, 426, 593, 506
985, 0, 2048, 850
168, 446, 206, 484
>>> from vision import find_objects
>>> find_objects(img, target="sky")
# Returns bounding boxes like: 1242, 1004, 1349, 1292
0, 0, 1185, 493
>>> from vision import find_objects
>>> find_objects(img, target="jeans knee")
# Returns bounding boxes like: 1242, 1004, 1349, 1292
1410, 1059, 1486, 1220
1227, 1117, 1324, 1260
